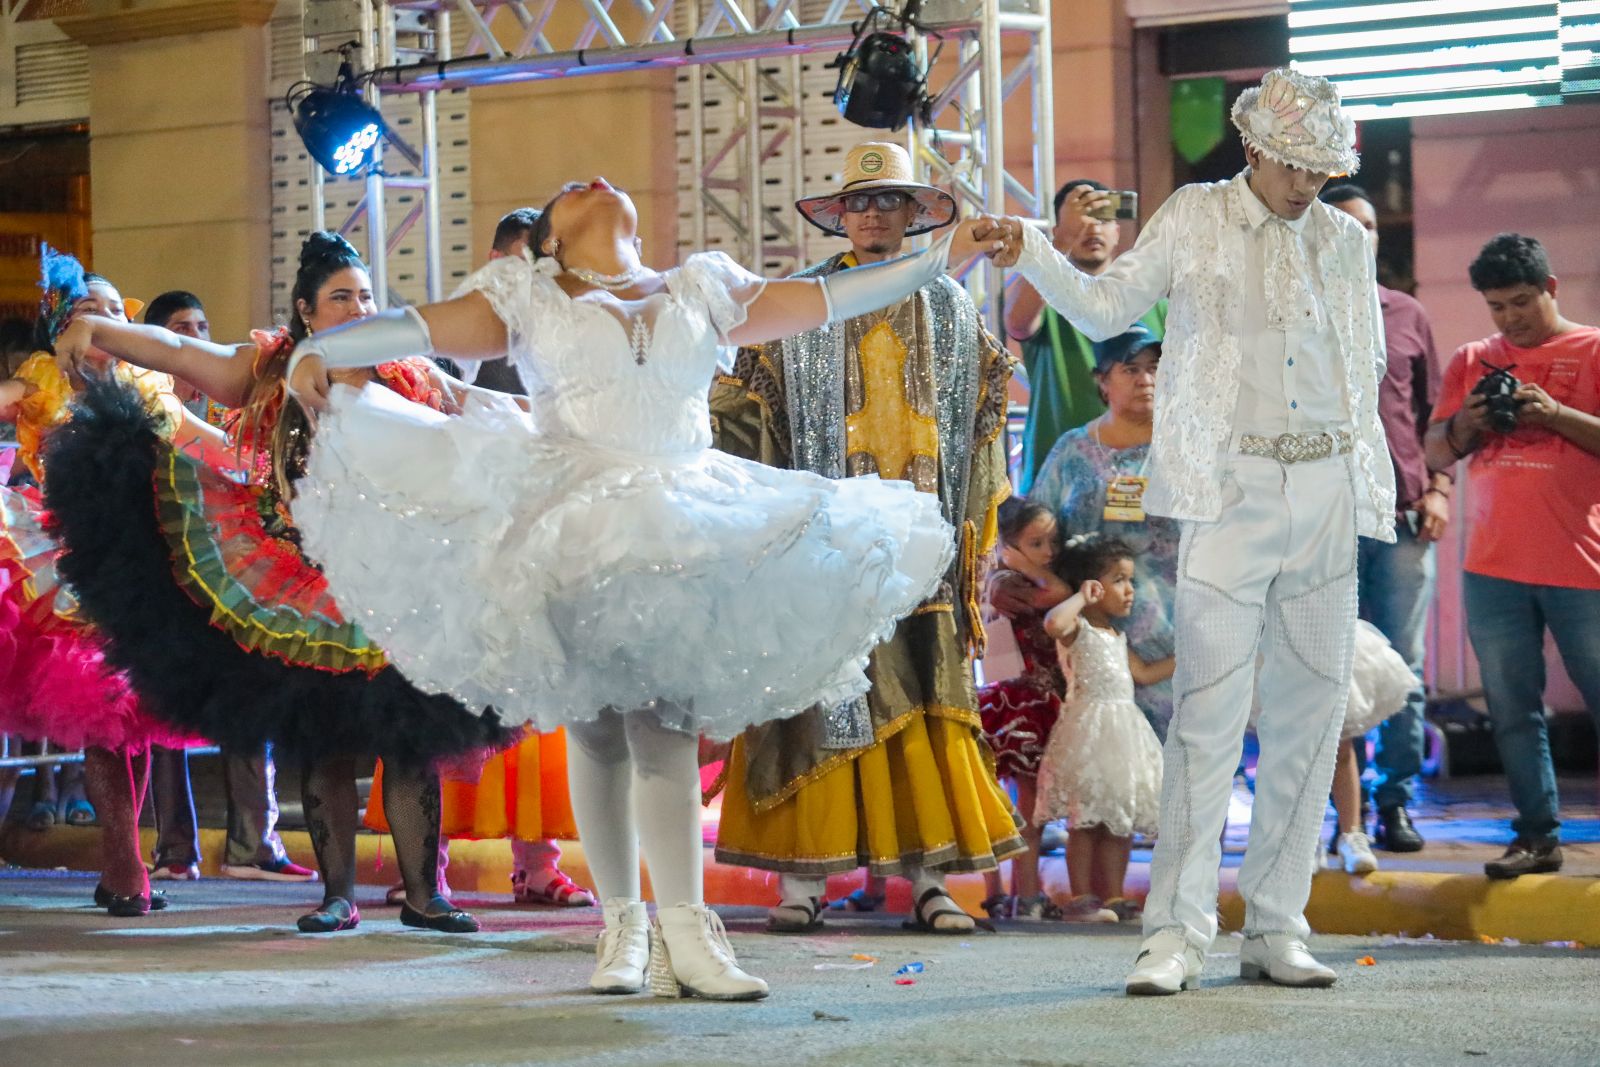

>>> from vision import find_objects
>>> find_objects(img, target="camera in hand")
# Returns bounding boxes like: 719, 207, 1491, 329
1471, 360, 1524, 433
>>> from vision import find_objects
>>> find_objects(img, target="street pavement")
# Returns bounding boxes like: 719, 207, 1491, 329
2, 873, 1596, 1067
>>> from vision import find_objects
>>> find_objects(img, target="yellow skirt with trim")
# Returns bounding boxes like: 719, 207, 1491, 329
714, 711, 1024, 877
365, 730, 576, 841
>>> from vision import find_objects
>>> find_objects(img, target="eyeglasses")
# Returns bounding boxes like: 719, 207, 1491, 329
841, 191, 911, 213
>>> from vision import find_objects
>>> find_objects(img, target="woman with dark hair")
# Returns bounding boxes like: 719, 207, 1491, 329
0, 248, 221, 915
44, 232, 514, 934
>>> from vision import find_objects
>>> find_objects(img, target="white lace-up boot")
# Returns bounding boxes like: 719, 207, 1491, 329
649, 903, 769, 1001
590, 898, 650, 994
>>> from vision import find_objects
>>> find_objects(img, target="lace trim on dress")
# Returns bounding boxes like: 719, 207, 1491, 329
680, 251, 768, 343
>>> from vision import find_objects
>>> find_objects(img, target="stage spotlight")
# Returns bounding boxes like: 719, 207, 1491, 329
832, 2, 940, 131
288, 54, 387, 177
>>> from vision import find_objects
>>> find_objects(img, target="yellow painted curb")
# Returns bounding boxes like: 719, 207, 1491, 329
7, 827, 1596, 946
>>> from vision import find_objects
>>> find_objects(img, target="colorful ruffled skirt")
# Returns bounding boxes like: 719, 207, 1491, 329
40, 379, 511, 768
0, 486, 190, 753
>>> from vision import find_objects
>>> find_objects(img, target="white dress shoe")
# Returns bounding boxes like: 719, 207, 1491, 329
650, 903, 769, 1001
1124, 929, 1204, 996
1337, 831, 1379, 875
590, 898, 650, 994
1239, 934, 1337, 987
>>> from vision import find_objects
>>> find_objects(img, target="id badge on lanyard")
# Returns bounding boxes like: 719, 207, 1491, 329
1104, 474, 1149, 523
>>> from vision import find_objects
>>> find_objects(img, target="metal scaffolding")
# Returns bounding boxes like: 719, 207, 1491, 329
301, 0, 1053, 320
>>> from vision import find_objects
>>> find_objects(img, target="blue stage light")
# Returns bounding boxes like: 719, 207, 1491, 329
288, 58, 388, 177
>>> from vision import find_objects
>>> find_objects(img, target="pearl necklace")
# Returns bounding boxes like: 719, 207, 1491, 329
565, 264, 646, 291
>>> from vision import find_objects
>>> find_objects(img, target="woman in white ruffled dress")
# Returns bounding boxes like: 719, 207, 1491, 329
285, 178, 1007, 1001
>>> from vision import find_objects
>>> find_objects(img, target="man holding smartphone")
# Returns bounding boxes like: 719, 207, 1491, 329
1006, 179, 1165, 493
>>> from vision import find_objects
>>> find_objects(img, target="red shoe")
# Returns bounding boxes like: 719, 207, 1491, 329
149, 863, 201, 881
512, 868, 596, 907
220, 858, 319, 883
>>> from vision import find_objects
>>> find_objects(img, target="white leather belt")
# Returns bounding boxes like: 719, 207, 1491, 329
1238, 429, 1354, 464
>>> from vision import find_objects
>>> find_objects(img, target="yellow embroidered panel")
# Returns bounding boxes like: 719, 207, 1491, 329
844, 320, 939, 483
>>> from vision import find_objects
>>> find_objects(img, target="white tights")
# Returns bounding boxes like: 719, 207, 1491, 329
565, 706, 704, 908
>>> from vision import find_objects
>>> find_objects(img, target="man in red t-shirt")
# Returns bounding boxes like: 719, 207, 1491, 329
1425, 233, 1600, 880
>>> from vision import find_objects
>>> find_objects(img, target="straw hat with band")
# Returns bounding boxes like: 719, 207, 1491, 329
795, 141, 957, 238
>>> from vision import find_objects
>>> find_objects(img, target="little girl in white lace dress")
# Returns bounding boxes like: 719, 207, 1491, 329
1036, 534, 1173, 922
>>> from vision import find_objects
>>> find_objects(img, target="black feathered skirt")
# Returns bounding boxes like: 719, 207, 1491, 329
41, 377, 512, 769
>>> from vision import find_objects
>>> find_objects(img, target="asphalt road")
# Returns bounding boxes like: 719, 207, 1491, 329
1, 873, 1595, 1067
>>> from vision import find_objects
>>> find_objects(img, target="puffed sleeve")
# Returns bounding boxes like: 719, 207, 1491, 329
681, 252, 769, 344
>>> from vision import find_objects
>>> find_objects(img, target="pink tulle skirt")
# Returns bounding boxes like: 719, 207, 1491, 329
0, 487, 193, 752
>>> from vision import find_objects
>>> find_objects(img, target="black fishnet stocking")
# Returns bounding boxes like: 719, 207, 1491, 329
301, 756, 359, 905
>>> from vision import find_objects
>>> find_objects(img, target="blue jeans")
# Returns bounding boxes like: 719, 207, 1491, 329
1462, 572, 1600, 845
1357, 518, 1435, 810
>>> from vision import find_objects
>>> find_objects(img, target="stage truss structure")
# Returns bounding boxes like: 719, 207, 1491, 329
299, 0, 1053, 321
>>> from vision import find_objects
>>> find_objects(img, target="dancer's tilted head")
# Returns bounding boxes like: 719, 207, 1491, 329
529, 177, 641, 271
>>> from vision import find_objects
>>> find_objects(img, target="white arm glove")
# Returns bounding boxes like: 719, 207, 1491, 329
285, 306, 434, 382
820, 230, 957, 324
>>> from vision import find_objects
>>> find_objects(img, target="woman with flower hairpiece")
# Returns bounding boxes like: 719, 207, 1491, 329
43, 232, 517, 935
0, 248, 229, 916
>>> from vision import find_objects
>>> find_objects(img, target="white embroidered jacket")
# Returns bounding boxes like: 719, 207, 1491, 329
1016, 173, 1397, 542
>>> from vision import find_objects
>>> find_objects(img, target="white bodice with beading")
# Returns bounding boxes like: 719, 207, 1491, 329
1034, 623, 1163, 837
292, 252, 955, 739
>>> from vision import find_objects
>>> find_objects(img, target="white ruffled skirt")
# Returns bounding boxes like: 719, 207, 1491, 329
1034, 696, 1163, 838
292, 384, 955, 740
1341, 619, 1417, 740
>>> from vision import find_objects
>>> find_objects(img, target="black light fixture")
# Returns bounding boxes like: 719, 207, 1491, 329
832, 2, 941, 131
287, 48, 387, 177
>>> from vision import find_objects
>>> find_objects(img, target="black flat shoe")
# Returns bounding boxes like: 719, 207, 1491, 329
1484, 840, 1562, 880
297, 896, 360, 933
399, 895, 480, 933
1375, 806, 1425, 852
93, 884, 168, 916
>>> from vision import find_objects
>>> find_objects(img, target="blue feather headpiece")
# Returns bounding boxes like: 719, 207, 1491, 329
36, 243, 89, 352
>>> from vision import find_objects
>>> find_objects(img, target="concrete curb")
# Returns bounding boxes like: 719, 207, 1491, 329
5, 826, 1595, 945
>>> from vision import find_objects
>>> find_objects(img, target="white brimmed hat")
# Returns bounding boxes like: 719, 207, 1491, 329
795, 141, 957, 237
1232, 67, 1360, 177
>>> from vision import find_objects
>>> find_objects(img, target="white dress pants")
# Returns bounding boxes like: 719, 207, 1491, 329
1143, 452, 1359, 949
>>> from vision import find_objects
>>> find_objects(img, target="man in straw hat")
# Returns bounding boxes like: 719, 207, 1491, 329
992, 68, 1394, 993
710, 141, 1024, 934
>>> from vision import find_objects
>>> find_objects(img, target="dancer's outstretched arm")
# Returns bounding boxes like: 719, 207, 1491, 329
53, 316, 259, 408
989, 196, 1177, 342
287, 217, 1010, 409
718, 216, 1009, 347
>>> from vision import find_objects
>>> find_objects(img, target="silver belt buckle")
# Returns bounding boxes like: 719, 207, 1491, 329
1273, 432, 1299, 463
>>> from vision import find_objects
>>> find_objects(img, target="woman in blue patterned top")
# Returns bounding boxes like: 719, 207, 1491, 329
1026, 324, 1178, 740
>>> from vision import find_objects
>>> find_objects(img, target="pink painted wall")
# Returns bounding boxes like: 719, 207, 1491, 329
1410, 105, 1600, 710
